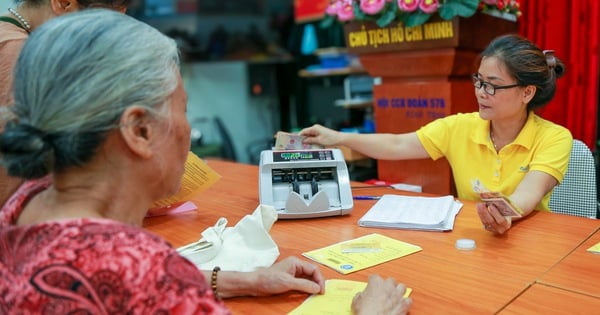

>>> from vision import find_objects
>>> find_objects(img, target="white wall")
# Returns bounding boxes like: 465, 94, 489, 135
0, 3, 283, 164
182, 61, 280, 164
0, 0, 11, 13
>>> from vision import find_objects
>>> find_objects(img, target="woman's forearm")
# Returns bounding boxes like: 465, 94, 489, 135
202, 270, 258, 298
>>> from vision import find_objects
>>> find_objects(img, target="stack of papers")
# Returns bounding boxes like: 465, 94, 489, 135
358, 194, 463, 231
147, 152, 221, 216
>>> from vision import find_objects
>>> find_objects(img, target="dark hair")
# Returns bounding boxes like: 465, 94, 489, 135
481, 34, 566, 111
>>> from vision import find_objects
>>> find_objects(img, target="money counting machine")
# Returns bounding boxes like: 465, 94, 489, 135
259, 149, 353, 219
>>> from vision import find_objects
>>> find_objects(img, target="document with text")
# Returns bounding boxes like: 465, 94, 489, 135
146, 152, 221, 216
302, 233, 422, 274
288, 279, 412, 315
358, 194, 463, 231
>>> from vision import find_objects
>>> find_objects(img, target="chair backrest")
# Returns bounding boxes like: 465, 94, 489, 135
189, 116, 237, 161
549, 139, 598, 218
213, 116, 237, 161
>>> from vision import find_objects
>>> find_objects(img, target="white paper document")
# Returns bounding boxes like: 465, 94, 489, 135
358, 194, 463, 231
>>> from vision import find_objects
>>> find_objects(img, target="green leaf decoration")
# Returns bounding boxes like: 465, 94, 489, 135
439, 0, 479, 20
319, 15, 336, 29
376, 3, 398, 27
353, 2, 367, 20
404, 12, 432, 27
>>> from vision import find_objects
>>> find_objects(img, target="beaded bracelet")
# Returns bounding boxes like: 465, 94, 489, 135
211, 266, 221, 299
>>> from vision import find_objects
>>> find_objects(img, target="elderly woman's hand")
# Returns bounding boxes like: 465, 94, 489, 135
250, 256, 325, 296
352, 274, 412, 315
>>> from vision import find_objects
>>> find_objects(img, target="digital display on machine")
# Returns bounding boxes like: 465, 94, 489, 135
273, 150, 333, 162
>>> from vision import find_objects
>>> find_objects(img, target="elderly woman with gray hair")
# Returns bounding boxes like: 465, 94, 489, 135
0, 10, 412, 314
0, 0, 130, 211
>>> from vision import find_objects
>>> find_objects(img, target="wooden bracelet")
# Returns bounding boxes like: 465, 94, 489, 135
211, 266, 221, 299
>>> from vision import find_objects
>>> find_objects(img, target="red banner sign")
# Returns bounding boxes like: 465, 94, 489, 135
294, 0, 328, 23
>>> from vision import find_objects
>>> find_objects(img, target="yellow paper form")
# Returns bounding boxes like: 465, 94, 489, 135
288, 279, 412, 315
302, 233, 422, 274
587, 241, 600, 253
150, 152, 221, 209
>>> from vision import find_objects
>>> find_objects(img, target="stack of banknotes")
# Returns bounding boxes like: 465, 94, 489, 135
273, 131, 323, 150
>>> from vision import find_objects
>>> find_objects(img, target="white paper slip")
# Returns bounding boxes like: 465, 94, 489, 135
358, 194, 463, 231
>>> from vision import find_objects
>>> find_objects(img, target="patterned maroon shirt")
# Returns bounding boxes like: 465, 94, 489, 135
0, 178, 231, 314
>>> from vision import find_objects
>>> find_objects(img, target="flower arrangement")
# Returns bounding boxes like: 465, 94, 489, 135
322, 0, 522, 28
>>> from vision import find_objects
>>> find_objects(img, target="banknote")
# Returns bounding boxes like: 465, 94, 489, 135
274, 131, 323, 150
471, 179, 523, 217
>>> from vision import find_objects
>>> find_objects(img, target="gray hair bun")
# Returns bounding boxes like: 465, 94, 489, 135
0, 122, 54, 179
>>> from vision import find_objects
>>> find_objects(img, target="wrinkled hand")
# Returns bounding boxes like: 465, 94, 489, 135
477, 202, 512, 234
298, 124, 341, 147
251, 256, 325, 296
352, 275, 412, 315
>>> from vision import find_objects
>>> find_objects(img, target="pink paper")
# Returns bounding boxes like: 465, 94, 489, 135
146, 201, 198, 217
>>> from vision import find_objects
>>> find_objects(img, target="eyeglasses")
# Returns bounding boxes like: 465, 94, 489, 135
472, 74, 521, 96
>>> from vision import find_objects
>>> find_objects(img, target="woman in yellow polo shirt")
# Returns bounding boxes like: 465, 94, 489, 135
299, 34, 571, 235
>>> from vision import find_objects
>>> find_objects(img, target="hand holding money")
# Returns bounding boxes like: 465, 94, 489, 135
274, 131, 324, 150
471, 179, 523, 217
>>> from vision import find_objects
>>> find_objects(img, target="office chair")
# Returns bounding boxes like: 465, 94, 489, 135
213, 117, 237, 161
548, 139, 598, 219
190, 117, 237, 161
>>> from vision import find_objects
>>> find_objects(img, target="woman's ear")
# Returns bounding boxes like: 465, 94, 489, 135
523, 85, 536, 104
50, 0, 80, 14
119, 106, 155, 159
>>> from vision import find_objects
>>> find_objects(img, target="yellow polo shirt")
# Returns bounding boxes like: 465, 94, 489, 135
416, 112, 572, 211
